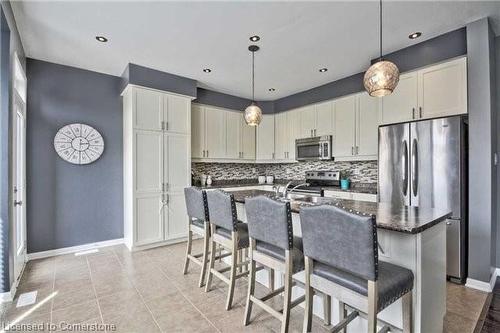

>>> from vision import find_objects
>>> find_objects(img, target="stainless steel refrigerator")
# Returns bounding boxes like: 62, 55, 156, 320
378, 116, 468, 283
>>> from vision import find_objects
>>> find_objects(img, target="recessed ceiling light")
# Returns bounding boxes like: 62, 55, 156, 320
249, 35, 260, 42
95, 36, 108, 42
319, 68, 328, 73
409, 32, 422, 40
203, 68, 212, 73
268, 88, 275, 92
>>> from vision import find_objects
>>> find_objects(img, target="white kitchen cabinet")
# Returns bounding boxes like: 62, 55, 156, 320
123, 85, 192, 251
191, 105, 205, 158
225, 111, 242, 159
299, 102, 334, 138
324, 190, 377, 203
256, 114, 275, 161
333, 95, 357, 158
240, 116, 256, 160
357, 92, 379, 158
381, 57, 467, 124
274, 112, 288, 160
380, 73, 418, 125
204, 107, 226, 159
286, 110, 301, 161
418, 57, 467, 119
299, 106, 317, 138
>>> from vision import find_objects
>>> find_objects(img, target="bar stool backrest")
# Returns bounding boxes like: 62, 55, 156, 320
245, 196, 293, 250
300, 205, 378, 281
206, 190, 238, 231
184, 187, 209, 221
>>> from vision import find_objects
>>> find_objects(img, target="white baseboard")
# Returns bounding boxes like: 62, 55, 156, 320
27, 238, 124, 260
465, 268, 499, 292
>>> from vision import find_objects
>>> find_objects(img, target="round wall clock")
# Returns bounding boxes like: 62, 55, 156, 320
54, 123, 104, 165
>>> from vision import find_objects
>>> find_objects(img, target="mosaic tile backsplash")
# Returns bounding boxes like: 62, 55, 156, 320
192, 160, 378, 184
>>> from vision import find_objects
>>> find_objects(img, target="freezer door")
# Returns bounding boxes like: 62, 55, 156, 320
378, 123, 410, 206
410, 117, 463, 218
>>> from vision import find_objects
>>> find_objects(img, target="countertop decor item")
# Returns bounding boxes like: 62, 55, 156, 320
206, 175, 213, 186
266, 175, 274, 184
54, 123, 104, 165
363, 0, 400, 97
258, 176, 266, 184
244, 45, 262, 126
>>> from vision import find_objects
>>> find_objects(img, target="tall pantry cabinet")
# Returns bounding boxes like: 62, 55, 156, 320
122, 85, 192, 250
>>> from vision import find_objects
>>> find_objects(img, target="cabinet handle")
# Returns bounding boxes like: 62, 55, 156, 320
412, 108, 415, 119
202, 150, 205, 157
207, 150, 209, 158
351, 146, 354, 155
165, 121, 169, 130
310, 129, 313, 137
356, 146, 359, 155
419, 107, 422, 118
272, 152, 275, 159
314, 129, 316, 136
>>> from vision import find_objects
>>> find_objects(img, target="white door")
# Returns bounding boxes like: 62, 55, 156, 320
299, 106, 316, 138
315, 101, 334, 136
204, 107, 226, 159
12, 91, 26, 283
225, 111, 241, 159
240, 116, 256, 160
164, 94, 190, 133
380, 72, 417, 124
134, 88, 163, 131
333, 95, 356, 158
256, 114, 275, 160
356, 93, 379, 157
191, 105, 205, 158
165, 135, 190, 192
418, 57, 467, 118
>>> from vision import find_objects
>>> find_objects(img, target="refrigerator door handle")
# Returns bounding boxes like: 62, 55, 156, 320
411, 138, 419, 197
402, 140, 409, 197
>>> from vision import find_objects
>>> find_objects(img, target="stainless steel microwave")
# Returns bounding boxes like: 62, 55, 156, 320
295, 135, 332, 161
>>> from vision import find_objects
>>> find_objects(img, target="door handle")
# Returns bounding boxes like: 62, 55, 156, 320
14, 200, 22, 206
402, 140, 408, 196
411, 138, 418, 197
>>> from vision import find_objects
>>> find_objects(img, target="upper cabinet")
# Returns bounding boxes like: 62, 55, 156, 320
256, 114, 275, 161
381, 57, 467, 125
191, 104, 256, 161
333, 95, 357, 159
274, 110, 300, 161
133, 87, 190, 133
299, 102, 334, 138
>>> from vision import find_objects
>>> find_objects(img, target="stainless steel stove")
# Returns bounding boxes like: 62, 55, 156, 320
285, 171, 341, 196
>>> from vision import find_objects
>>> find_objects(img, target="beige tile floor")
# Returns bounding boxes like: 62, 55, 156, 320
0, 240, 489, 333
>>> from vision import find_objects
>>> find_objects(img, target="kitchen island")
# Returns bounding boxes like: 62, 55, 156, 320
226, 189, 451, 333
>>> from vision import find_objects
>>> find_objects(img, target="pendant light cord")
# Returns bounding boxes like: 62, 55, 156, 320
379, 0, 383, 61
252, 50, 255, 102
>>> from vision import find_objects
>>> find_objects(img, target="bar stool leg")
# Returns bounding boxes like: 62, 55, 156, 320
244, 239, 256, 326
226, 233, 239, 310
338, 301, 346, 333
268, 268, 275, 291
280, 251, 293, 333
198, 223, 210, 287
183, 225, 193, 275
204, 224, 217, 293
367, 280, 378, 333
323, 294, 331, 326
402, 291, 413, 333
303, 256, 313, 333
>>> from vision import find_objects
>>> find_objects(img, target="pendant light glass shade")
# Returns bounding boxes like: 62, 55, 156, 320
363, 60, 400, 97
244, 102, 263, 126
364, 0, 399, 97
245, 45, 262, 126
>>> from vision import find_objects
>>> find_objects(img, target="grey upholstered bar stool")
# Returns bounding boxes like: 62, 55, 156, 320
243, 196, 305, 333
300, 205, 414, 333
183, 187, 212, 287
205, 189, 250, 310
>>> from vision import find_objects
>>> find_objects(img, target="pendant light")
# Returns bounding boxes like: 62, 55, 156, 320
244, 45, 263, 126
363, 0, 400, 97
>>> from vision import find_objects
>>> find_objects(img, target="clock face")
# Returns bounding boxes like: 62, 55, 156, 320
54, 123, 104, 165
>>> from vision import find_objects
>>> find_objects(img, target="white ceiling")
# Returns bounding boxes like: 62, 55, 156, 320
11, 1, 500, 100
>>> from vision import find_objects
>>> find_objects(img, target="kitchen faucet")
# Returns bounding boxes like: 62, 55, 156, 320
283, 182, 310, 197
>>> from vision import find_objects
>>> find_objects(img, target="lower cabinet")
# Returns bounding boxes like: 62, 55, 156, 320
135, 193, 164, 246
324, 190, 378, 202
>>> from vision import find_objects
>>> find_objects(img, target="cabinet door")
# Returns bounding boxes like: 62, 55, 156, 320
166, 192, 188, 240
191, 105, 205, 158
380, 73, 417, 125
315, 101, 334, 136
240, 116, 256, 160
134, 130, 163, 193
287, 110, 301, 161
135, 193, 164, 245
164, 94, 190, 134
274, 112, 288, 160
256, 114, 275, 160
225, 111, 242, 159
299, 106, 316, 138
357, 93, 379, 158
165, 135, 190, 192
418, 57, 467, 118
204, 107, 226, 159
333, 95, 356, 158
134, 88, 163, 131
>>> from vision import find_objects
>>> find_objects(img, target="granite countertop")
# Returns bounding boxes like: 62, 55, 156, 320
197, 179, 378, 195
228, 189, 451, 235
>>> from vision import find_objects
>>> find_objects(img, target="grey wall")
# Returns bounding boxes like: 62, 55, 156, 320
496, 36, 500, 268
26, 59, 123, 253
0, 1, 25, 293
194, 88, 274, 114
467, 18, 497, 283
